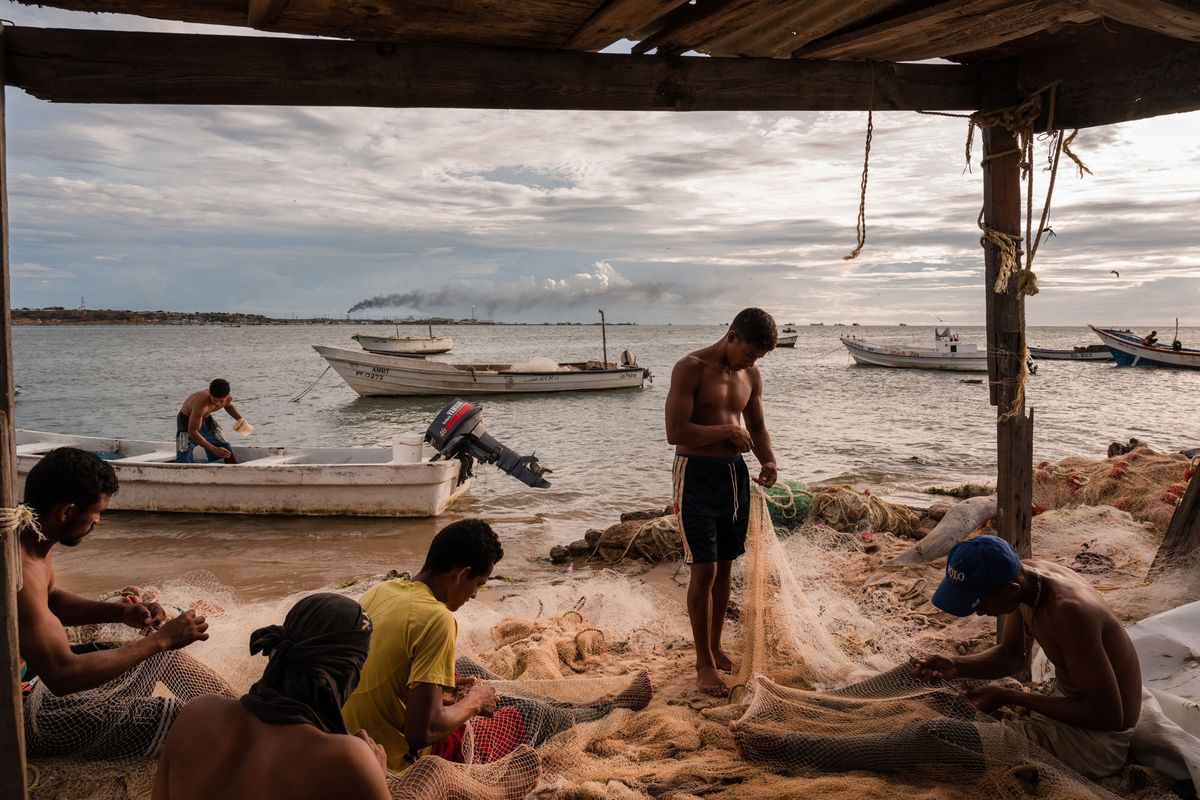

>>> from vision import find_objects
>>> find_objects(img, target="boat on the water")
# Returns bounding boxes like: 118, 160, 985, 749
841, 328, 987, 372
352, 325, 453, 356
15, 429, 469, 517
777, 325, 797, 348
315, 345, 650, 397
1029, 344, 1113, 361
1090, 325, 1200, 369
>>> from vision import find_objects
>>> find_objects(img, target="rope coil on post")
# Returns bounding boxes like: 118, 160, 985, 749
1, 503, 42, 542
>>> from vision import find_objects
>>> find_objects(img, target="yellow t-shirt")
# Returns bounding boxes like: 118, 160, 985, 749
342, 578, 457, 772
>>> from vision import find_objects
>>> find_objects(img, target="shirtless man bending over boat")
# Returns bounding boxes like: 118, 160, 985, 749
177, 378, 248, 463
665, 307, 778, 696
17, 447, 234, 759
734, 535, 1142, 780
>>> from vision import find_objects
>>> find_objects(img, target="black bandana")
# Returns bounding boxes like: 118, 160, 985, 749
240, 592, 373, 734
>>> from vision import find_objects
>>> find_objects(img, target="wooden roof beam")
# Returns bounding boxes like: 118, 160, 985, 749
1088, 0, 1200, 42
792, 0, 1098, 62
632, 0, 772, 56
247, 0, 288, 30
704, 0, 902, 58
2, 26, 980, 111
562, 0, 693, 51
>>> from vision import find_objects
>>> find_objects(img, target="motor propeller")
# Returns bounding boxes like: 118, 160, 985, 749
425, 399, 552, 488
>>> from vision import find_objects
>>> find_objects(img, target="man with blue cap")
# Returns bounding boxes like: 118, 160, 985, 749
915, 535, 1142, 779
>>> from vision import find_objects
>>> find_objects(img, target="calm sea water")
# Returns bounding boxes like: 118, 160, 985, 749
13, 323, 1200, 598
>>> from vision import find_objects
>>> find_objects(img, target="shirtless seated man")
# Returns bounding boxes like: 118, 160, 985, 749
17, 447, 233, 759
734, 535, 1141, 781
176, 378, 248, 463
665, 307, 778, 696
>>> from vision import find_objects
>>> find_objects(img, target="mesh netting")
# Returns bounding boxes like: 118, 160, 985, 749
1034, 446, 1195, 533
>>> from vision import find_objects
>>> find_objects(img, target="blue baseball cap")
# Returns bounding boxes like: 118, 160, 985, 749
932, 535, 1022, 617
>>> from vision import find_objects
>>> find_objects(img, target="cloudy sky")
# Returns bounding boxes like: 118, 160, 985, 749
5, 5, 1200, 324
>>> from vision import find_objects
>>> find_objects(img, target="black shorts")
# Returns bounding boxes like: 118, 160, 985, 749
672, 454, 750, 565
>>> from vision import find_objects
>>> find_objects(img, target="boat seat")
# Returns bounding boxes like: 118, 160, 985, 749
242, 454, 306, 467
16, 442, 56, 455
118, 450, 179, 463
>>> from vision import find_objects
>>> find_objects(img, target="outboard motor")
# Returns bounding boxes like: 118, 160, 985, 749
425, 399, 551, 488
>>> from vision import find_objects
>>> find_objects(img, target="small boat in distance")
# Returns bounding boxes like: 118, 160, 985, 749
1090, 325, 1200, 369
1029, 344, 1113, 362
315, 346, 649, 397
352, 324, 453, 356
15, 429, 468, 517
777, 324, 798, 348
841, 328, 987, 372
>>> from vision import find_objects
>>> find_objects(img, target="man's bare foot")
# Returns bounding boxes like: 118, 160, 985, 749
611, 670, 653, 711
713, 649, 737, 673
697, 664, 729, 697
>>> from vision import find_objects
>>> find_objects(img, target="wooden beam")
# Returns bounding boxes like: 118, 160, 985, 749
633, 0, 771, 56
0, 30, 29, 800
563, 0, 693, 51
2, 27, 981, 111
1089, 0, 1200, 42
980, 61, 1033, 561
1149, 470, 1200, 575
1027, 39, 1200, 128
246, 0, 288, 30
792, 0, 1097, 62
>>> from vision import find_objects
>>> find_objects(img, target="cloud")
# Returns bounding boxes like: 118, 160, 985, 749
2, 6, 1199, 322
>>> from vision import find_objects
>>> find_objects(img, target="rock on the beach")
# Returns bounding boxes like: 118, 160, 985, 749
567, 539, 592, 556
620, 506, 673, 523
584, 528, 603, 547
549, 545, 570, 564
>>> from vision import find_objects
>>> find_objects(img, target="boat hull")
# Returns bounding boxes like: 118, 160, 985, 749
315, 345, 648, 397
352, 334, 453, 355
1090, 326, 1200, 370
777, 334, 798, 348
1029, 346, 1112, 362
15, 430, 468, 517
840, 336, 987, 372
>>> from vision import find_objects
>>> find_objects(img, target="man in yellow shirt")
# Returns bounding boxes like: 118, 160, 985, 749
343, 519, 500, 772
345, 519, 653, 773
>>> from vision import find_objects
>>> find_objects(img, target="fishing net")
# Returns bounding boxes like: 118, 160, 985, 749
1034, 446, 1195, 534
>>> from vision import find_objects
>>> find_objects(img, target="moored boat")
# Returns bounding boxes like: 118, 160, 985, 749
840, 328, 987, 372
352, 332, 453, 356
15, 429, 469, 517
777, 326, 798, 348
1090, 325, 1200, 369
1028, 344, 1113, 361
315, 345, 650, 397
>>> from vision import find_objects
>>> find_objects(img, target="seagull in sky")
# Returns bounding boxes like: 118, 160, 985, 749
1110, 270, 1120, 278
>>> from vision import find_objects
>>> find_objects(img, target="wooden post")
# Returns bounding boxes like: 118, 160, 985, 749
1149, 469, 1200, 575
0, 29, 30, 800
598, 309, 608, 368
981, 62, 1034, 561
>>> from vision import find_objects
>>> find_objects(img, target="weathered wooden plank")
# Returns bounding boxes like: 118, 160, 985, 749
2, 27, 980, 111
246, 0, 289, 29
1028, 39, 1200, 128
1089, 0, 1200, 42
705, 0, 903, 58
0, 30, 29, 800
793, 0, 1097, 62
563, 0, 692, 51
16, 0, 602, 49
632, 0, 773, 56
1149, 470, 1200, 575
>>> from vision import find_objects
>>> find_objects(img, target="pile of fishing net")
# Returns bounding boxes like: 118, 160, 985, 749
1033, 446, 1197, 534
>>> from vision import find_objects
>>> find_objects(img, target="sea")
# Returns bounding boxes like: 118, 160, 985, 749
12, 323, 1200, 600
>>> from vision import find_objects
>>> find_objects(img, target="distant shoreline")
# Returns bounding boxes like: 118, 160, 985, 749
12, 308, 637, 326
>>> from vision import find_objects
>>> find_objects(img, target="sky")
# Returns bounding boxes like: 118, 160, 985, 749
4, 5, 1200, 325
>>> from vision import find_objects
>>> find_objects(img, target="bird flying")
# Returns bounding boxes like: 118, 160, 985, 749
1110, 270, 1120, 278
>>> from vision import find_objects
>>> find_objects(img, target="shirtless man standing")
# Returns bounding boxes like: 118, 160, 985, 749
665, 308, 778, 696
17, 447, 232, 759
177, 378, 247, 463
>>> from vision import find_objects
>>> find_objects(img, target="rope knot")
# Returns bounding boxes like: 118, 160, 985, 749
1016, 271, 1039, 296
1, 504, 43, 542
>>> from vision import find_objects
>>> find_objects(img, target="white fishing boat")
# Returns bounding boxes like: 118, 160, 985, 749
14, 429, 469, 517
314, 345, 649, 397
777, 329, 798, 348
352, 324, 453, 356
840, 328, 988, 372
1028, 344, 1113, 361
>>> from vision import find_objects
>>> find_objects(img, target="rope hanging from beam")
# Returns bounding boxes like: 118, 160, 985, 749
843, 62, 875, 261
